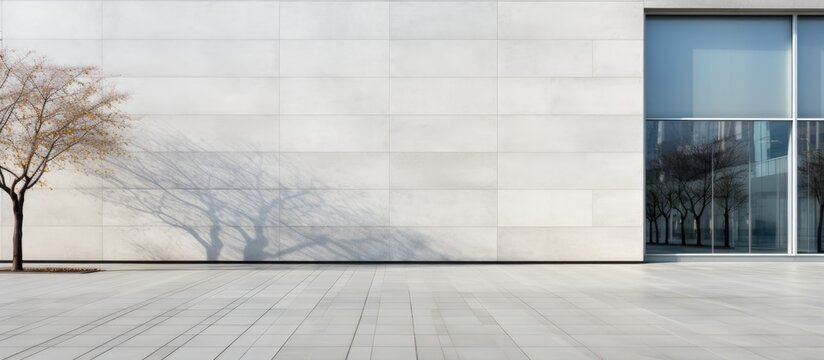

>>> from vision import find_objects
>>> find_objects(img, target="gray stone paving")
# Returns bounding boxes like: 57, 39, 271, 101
0, 263, 823, 359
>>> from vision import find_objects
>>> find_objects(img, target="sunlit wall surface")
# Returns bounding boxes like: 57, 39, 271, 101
645, 16, 792, 254
0, 1, 647, 262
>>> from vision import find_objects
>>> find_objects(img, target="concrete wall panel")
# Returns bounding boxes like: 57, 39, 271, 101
498, 115, 642, 153
498, 153, 641, 190
390, 153, 497, 190
498, 2, 643, 40
1, 0, 648, 262
390, 78, 498, 115
390, 40, 497, 77
102, 1, 278, 39
498, 190, 593, 227
279, 190, 389, 227
3, 1, 101, 39
102, 40, 279, 77
279, 227, 389, 261
389, 116, 497, 153
390, 227, 498, 261
498, 40, 592, 77
389, 2, 497, 40
280, 1, 388, 39
280, 153, 389, 189
117, 78, 279, 115
280, 116, 389, 152
280, 78, 388, 115
280, 40, 388, 77
390, 190, 497, 227
2, 39, 101, 66
593, 40, 643, 77
130, 116, 280, 153
497, 227, 642, 261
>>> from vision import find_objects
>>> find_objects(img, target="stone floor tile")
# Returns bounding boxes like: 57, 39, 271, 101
345, 346, 371, 360
165, 346, 225, 360
94, 346, 158, 360
0, 263, 822, 360
370, 346, 416, 360
273, 346, 349, 360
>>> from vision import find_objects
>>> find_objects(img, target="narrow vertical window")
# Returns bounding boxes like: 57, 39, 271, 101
797, 17, 824, 254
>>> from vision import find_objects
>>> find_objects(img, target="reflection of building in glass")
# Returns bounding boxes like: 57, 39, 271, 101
645, 120, 789, 254
798, 121, 824, 253
643, 15, 824, 256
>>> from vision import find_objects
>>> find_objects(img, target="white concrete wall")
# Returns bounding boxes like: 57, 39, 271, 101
0, 0, 649, 262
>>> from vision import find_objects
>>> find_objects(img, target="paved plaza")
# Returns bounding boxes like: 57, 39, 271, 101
0, 263, 823, 359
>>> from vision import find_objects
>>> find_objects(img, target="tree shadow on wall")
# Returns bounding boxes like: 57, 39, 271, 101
95, 133, 446, 261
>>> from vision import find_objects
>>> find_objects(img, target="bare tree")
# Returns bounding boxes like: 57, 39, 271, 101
713, 139, 748, 248
0, 49, 131, 271
683, 141, 716, 247
661, 146, 706, 246
800, 148, 824, 253
648, 151, 681, 246
645, 180, 661, 244
660, 138, 728, 247
656, 177, 679, 245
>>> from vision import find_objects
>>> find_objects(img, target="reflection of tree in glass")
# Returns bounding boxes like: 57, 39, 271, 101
662, 141, 714, 246
648, 153, 689, 245
646, 166, 677, 245
713, 141, 748, 249
800, 148, 824, 253
650, 136, 745, 248
645, 175, 661, 244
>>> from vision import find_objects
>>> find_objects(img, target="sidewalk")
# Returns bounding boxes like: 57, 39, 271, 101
0, 263, 822, 359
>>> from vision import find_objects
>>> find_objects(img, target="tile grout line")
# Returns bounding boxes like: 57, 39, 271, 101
94, 269, 266, 359
210, 268, 314, 359
387, 0, 392, 261
495, 0, 500, 262
270, 267, 348, 359
277, 0, 282, 262
344, 266, 378, 360
10, 270, 241, 360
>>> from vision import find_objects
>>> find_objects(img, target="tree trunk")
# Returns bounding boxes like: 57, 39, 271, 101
654, 220, 660, 244
11, 200, 24, 271
648, 220, 653, 244
695, 218, 703, 247
818, 203, 824, 253
679, 216, 687, 245
723, 212, 731, 248
664, 216, 670, 245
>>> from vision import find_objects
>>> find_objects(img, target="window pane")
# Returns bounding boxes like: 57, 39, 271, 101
645, 120, 790, 254
798, 17, 824, 118
645, 16, 791, 119
798, 121, 824, 253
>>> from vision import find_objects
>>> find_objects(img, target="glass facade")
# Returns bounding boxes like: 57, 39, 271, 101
798, 17, 824, 119
645, 121, 790, 254
645, 15, 824, 255
798, 121, 824, 253
798, 17, 824, 254
645, 17, 792, 119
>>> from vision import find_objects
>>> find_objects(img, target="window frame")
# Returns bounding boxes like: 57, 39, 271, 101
643, 12, 824, 256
